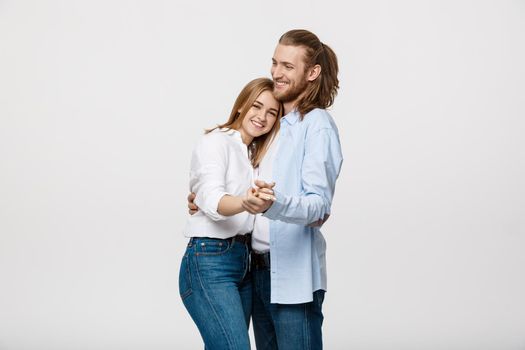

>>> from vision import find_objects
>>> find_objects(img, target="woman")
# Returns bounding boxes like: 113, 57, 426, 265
179, 78, 283, 350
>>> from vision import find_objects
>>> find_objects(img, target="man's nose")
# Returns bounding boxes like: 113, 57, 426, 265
272, 65, 283, 78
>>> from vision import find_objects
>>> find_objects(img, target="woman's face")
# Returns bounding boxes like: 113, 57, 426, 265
238, 90, 280, 145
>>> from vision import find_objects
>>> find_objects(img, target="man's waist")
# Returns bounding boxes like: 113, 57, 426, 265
251, 250, 271, 270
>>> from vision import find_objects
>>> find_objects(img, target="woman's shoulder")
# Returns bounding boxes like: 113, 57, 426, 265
199, 128, 229, 142
194, 128, 235, 152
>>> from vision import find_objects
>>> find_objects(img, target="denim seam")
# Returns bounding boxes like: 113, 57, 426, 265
240, 244, 250, 283
253, 284, 276, 350
180, 254, 193, 300
304, 302, 311, 350
194, 253, 236, 349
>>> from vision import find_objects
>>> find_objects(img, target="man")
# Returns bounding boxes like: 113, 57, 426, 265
188, 29, 342, 349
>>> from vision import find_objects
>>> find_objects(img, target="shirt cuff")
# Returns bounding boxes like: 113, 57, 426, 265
262, 190, 284, 220
197, 191, 230, 221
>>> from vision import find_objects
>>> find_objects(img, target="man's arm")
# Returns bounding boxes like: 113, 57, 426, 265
308, 214, 330, 227
258, 127, 343, 225
242, 180, 330, 226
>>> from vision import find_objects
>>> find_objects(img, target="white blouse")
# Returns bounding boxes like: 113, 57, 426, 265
184, 128, 255, 239
251, 133, 280, 252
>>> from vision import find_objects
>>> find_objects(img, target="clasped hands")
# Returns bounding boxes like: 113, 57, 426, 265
186, 179, 276, 215
186, 180, 329, 227
241, 179, 276, 214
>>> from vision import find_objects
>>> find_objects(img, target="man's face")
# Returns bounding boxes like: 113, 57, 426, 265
271, 44, 309, 104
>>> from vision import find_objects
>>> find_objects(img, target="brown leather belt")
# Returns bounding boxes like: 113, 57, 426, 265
227, 233, 251, 246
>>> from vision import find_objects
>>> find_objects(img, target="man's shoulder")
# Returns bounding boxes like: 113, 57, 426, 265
302, 108, 338, 131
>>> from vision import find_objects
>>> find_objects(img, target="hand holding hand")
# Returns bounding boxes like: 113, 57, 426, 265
241, 187, 274, 214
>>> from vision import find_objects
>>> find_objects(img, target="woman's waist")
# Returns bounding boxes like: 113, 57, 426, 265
184, 215, 254, 239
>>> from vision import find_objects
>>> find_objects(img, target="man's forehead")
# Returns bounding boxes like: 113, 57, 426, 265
273, 44, 306, 63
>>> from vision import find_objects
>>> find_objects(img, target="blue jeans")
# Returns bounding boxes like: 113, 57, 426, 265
252, 268, 325, 350
179, 237, 252, 350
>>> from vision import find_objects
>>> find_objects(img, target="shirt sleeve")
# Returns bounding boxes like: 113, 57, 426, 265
263, 127, 343, 225
189, 135, 230, 221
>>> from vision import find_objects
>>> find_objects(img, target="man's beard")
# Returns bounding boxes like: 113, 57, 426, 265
274, 78, 308, 104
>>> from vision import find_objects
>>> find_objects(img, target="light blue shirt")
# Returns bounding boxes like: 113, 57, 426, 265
264, 108, 343, 304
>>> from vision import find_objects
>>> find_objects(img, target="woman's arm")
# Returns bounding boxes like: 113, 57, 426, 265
217, 195, 244, 216
190, 135, 231, 221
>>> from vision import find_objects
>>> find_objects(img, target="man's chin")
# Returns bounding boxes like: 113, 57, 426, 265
274, 90, 293, 103
273, 89, 286, 98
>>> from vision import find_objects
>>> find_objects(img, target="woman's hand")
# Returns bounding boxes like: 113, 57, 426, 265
241, 180, 276, 214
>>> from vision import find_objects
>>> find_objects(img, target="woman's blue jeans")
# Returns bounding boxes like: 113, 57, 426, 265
179, 237, 252, 350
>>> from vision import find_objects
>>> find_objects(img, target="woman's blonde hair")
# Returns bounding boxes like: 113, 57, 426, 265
207, 78, 283, 167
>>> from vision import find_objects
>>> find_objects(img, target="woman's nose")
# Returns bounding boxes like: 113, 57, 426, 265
258, 111, 267, 121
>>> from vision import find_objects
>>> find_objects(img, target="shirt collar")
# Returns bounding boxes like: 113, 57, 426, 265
281, 110, 300, 125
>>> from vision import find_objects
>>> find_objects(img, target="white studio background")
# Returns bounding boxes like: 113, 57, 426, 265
1, 0, 524, 349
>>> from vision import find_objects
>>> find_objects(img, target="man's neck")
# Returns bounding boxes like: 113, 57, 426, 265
283, 96, 301, 115
283, 90, 310, 115
283, 102, 295, 115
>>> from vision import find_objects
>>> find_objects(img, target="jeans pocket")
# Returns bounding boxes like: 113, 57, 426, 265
178, 254, 192, 300
194, 238, 232, 256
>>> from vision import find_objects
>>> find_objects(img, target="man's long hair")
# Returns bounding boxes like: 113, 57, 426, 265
279, 29, 339, 117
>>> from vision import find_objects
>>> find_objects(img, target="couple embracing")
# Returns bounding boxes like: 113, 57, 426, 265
179, 29, 343, 350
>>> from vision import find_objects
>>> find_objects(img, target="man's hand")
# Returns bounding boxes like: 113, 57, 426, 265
187, 192, 198, 215
308, 214, 330, 227
254, 179, 275, 192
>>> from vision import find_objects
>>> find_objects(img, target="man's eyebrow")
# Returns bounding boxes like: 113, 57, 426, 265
272, 58, 295, 67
